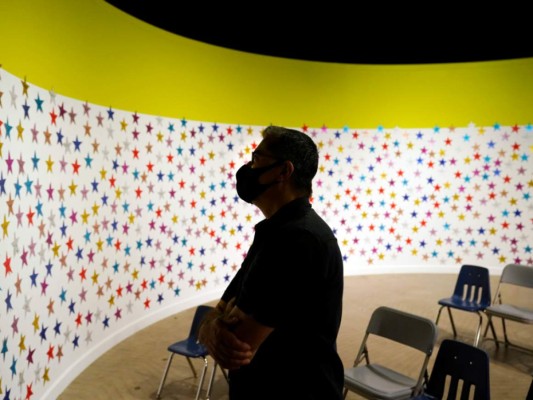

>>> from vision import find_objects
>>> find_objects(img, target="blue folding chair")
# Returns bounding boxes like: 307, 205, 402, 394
412, 339, 490, 400
435, 265, 491, 346
156, 305, 227, 400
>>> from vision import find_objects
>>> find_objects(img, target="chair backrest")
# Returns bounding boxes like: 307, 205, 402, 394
499, 263, 533, 288
452, 264, 491, 307
367, 306, 438, 354
189, 305, 215, 340
424, 339, 490, 400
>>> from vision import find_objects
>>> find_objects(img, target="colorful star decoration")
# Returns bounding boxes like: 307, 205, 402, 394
0, 68, 532, 398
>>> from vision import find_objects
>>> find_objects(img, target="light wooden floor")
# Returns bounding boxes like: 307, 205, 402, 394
58, 274, 533, 399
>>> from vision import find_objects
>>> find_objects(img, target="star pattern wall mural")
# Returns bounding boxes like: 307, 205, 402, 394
0, 67, 532, 399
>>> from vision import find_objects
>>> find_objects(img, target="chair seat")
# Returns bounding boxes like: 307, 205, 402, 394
485, 304, 533, 324
344, 364, 416, 400
168, 338, 208, 358
438, 295, 487, 312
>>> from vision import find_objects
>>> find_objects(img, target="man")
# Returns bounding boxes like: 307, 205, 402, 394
198, 126, 344, 399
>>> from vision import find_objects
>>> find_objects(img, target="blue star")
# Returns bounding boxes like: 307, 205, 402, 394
5, 290, 13, 312
39, 325, 48, 342
68, 300, 76, 314
31, 152, 40, 170
35, 94, 44, 111
59, 288, 67, 303
22, 100, 30, 118
45, 261, 53, 276
13, 179, 22, 198
10, 356, 17, 376
24, 176, 33, 194
73, 136, 82, 151
0, 173, 6, 195
54, 320, 62, 335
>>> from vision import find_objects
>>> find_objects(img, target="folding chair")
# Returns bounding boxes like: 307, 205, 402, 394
435, 264, 491, 346
156, 304, 227, 400
412, 339, 490, 400
482, 263, 533, 353
343, 306, 438, 400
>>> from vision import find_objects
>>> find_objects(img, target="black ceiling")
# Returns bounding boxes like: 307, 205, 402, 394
105, 1, 533, 65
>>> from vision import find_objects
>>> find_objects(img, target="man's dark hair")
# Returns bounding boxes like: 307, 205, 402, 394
262, 125, 319, 197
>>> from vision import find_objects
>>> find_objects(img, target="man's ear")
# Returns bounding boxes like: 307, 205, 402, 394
281, 161, 295, 179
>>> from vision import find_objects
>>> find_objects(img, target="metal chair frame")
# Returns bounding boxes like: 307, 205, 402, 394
482, 263, 533, 354
343, 306, 438, 400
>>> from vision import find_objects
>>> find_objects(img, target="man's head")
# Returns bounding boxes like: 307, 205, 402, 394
259, 126, 319, 197
236, 126, 319, 205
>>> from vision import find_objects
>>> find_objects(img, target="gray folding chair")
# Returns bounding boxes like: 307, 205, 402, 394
343, 306, 438, 400
482, 263, 533, 353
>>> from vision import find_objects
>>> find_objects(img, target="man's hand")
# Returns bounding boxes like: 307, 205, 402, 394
198, 304, 253, 370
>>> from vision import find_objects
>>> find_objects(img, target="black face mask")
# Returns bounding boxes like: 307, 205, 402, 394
236, 161, 284, 203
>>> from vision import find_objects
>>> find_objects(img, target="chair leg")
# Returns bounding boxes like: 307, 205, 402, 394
473, 312, 483, 347
220, 366, 229, 383
194, 357, 208, 400
156, 353, 175, 399
205, 362, 218, 399
446, 307, 458, 338
435, 305, 444, 325
501, 318, 510, 346
186, 356, 198, 378
343, 387, 348, 399
483, 315, 500, 348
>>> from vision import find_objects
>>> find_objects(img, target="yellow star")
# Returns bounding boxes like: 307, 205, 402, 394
96, 238, 104, 252
43, 367, 50, 383
92, 203, 100, 215
91, 271, 99, 284
46, 156, 54, 172
120, 119, 128, 131
115, 188, 122, 199
18, 334, 26, 352
52, 242, 60, 257
1, 215, 9, 237
32, 314, 40, 332
68, 181, 77, 195
81, 210, 90, 224
21, 77, 30, 96
99, 168, 107, 179
108, 295, 115, 306
16, 122, 24, 140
